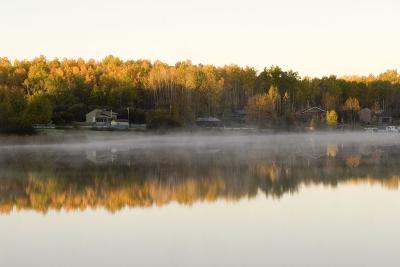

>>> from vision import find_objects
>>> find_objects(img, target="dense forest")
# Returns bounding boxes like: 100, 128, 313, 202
1, 55, 400, 132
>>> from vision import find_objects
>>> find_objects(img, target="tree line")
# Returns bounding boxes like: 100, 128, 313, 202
1, 55, 400, 132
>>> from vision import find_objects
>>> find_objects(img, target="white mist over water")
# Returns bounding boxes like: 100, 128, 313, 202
1, 131, 400, 152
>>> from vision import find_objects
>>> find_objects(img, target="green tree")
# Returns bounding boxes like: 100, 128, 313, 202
0, 87, 32, 133
25, 93, 53, 124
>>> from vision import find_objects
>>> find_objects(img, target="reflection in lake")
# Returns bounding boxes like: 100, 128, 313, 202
1, 133, 400, 214
2, 133, 400, 267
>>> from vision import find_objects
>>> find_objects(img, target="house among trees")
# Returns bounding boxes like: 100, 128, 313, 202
358, 107, 393, 125
299, 107, 327, 122
196, 117, 222, 127
3, 55, 400, 133
86, 109, 118, 124
375, 113, 393, 124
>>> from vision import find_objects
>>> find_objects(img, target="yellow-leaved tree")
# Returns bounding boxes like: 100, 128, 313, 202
343, 97, 360, 126
246, 87, 277, 125
326, 110, 338, 127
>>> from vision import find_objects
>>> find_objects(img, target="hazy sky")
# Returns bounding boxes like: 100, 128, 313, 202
1, 0, 399, 77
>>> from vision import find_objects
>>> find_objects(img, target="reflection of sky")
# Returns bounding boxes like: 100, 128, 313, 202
1, 184, 399, 267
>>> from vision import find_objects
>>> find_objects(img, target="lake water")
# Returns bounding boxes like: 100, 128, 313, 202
1, 132, 400, 266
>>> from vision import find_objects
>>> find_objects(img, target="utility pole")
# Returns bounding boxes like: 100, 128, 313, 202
127, 107, 130, 128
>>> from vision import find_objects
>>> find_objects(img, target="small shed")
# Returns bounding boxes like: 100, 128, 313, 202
370, 109, 392, 124
377, 115, 393, 124
196, 117, 222, 127
231, 109, 247, 123
300, 107, 327, 122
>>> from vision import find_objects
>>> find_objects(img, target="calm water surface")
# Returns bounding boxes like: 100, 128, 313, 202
0, 132, 400, 266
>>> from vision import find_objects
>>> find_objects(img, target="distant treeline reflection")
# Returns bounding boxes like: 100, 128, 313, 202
0, 145, 399, 214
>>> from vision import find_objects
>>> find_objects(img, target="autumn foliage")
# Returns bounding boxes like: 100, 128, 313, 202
1, 56, 400, 132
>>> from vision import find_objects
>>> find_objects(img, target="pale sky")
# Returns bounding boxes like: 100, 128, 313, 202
1, 0, 399, 77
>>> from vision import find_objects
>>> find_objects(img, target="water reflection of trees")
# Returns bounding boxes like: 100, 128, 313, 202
0, 145, 399, 214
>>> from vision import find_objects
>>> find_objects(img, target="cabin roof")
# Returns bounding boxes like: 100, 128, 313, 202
87, 109, 118, 117
301, 107, 327, 114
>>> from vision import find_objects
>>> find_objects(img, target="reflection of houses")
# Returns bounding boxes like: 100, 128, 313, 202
196, 117, 223, 127
86, 150, 117, 164
86, 109, 118, 124
299, 107, 327, 122
86, 149, 131, 165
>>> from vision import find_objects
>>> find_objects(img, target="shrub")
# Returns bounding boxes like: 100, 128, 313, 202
146, 110, 182, 129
